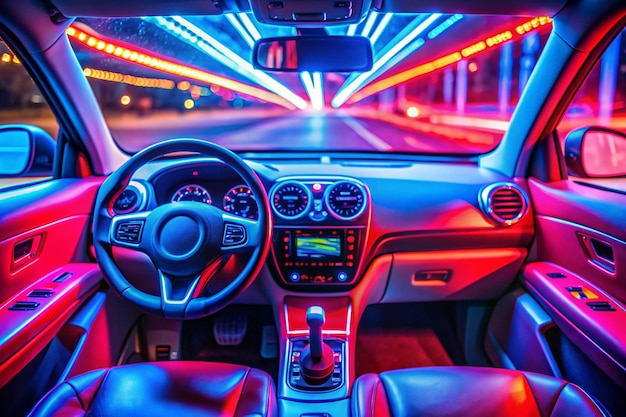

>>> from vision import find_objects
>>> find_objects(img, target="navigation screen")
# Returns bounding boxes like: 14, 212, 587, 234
295, 236, 341, 259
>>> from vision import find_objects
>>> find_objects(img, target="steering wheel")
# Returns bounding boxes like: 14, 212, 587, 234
92, 139, 272, 319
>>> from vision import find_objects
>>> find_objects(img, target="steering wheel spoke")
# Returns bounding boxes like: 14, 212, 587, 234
159, 271, 200, 305
220, 212, 262, 254
109, 211, 151, 249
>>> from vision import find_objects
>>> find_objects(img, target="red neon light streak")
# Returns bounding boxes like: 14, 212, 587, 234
346, 16, 552, 105
67, 23, 296, 109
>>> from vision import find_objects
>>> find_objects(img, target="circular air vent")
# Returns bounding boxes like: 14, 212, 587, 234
479, 183, 529, 226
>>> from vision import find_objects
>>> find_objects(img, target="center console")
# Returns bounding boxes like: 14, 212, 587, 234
268, 177, 370, 288
268, 177, 370, 415
280, 296, 351, 404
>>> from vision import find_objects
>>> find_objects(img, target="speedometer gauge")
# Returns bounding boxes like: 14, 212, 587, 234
223, 185, 257, 219
171, 185, 212, 204
270, 181, 312, 219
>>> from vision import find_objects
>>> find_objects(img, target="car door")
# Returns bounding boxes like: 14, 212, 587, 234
500, 26, 626, 415
0, 33, 105, 415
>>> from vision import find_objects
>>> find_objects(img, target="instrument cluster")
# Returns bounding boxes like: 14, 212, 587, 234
170, 183, 258, 219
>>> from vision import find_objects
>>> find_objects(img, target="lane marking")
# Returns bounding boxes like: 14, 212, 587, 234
341, 116, 393, 151
403, 136, 438, 151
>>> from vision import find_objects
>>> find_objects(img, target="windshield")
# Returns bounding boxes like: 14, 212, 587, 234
70, 14, 552, 155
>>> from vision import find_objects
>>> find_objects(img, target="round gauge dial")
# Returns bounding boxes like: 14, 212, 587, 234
171, 185, 212, 204
223, 185, 257, 219
112, 181, 147, 215
113, 189, 139, 213
270, 181, 312, 219
325, 181, 367, 220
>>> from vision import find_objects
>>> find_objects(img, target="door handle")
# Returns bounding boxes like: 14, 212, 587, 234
576, 232, 615, 274
11, 233, 44, 271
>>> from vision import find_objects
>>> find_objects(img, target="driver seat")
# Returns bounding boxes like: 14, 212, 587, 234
28, 361, 276, 417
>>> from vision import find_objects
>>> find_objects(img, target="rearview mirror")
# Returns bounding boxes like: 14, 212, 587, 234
0, 125, 55, 177
252, 36, 373, 72
564, 126, 626, 178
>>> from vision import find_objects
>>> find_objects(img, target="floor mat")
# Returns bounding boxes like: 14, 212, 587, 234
181, 305, 279, 382
355, 303, 465, 377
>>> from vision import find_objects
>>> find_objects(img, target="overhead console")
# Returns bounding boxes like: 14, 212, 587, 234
268, 177, 370, 289
248, 0, 373, 25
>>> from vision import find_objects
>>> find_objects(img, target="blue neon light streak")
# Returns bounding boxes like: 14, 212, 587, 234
332, 14, 440, 108
301, 72, 324, 110
361, 12, 378, 37
369, 13, 393, 45
427, 14, 463, 39
151, 16, 307, 109
239, 13, 262, 40
225, 14, 254, 47
312, 72, 324, 109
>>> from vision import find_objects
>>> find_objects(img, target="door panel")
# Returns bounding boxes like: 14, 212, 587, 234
0, 177, 103, 387
529, 178, 626, 303
0, 177, 102, 305
523, 177, 626, 414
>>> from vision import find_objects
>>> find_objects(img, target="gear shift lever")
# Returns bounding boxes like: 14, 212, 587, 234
300, 306, 334, 385
307, 306, 324, 360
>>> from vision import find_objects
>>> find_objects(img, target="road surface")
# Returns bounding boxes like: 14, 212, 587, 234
110, 109, 500, 154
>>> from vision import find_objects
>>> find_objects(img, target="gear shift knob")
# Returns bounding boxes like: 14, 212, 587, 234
306, 306, 325, 360
300, 305, 334, 385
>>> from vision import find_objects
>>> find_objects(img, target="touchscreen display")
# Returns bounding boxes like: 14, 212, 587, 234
295, 236, 341, 259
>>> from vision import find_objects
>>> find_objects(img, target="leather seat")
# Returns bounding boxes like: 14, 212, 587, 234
28, 361, 276, 417
352, 366, 609, 417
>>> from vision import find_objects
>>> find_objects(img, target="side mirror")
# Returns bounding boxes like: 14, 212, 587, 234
252, 36, 373, 72
564, 127, 626, 178
0, 125, 55, 177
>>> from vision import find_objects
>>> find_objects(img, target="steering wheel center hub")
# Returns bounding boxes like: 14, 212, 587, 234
159, 215, 203, 258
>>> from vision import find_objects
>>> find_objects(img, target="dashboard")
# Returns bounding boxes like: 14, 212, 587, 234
112, 155, 535, 298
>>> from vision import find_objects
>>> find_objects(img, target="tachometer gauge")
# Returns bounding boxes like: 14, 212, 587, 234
270, 181, 312, 219
171, 185, 212, 204
223, 185, 257, 219
325, 181, 367, 220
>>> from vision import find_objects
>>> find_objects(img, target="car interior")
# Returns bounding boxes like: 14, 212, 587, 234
0, 0, 625, 416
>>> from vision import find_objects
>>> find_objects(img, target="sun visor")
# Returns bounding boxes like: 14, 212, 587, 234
48, 0, 224, 17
